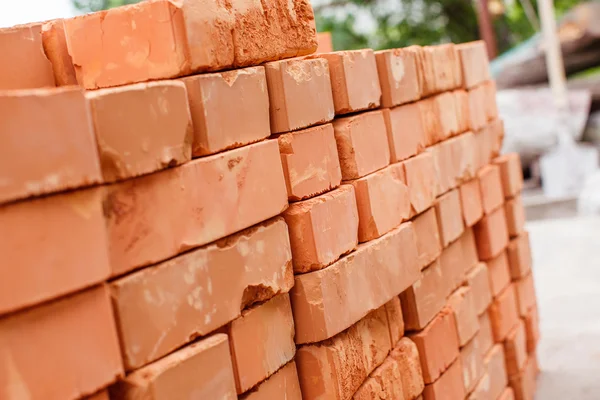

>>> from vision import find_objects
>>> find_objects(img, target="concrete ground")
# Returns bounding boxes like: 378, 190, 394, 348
527, 216, 600, 399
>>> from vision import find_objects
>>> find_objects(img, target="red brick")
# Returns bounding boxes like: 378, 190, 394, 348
468, 85, 488, 132
447, 287, 480, 347
515, 273, 537, 317
507, 232, 533, 280
182, 66, 270, 156
404, 152, 439, 215
110, 334, 236, 400
473, 124, 496, 171
401, 259, 447, 331
466, 263, 493, 316
499, 387, 516, 400
265, 58, 334, 133
494, 153, 524, 199
460, 228, 480, 273
87, 81, 192, 182
483, 81, 499, 121
85, 389, 110, 400
0, 87, 101, 204
478, 312, 494, 355
430, 43, 461, 92
435, 92, 460, 139
406, 45, 430, 97
353, 357, 405, 400
0, 188, 109, 315
489, 119, 505, 157
375, 48, 420, 107
352, 163, 410, 242
484, 345, 509, 399
460, 337, 484, 394
241, 361, 302, 400
414, 208, 442, 269
454, 90, 471, 133
41, 19, 77, 86
390, 338, 425, 399
459, 179, 484, 227
441, 239, 466, 296
456, 41, 490, 89
317, 50, 381, 114
524, 307, 540, 354
428, 140, 455, 196
504, 320, 528, 377
0, 286, 123, 400
228, 293, 296, 394
383, 103, 426, 163
489, 285, 520, 342
419, 97, 443, 146
488, 251, 511, 297
450, 132, 477, 184
105, 139, 288, 276
435, 189, 464, 247
333, 110, 391, 180
422, 359, 465, 400
284, 185, 358, 272
509, 356, 536, 400
61, 0, 317, 89
409, 308, 460, 384
0, 23, 55, 89
505, 195, 526, 238
316, 32, 333, 53
478, 164, 504, 214
110, 217, 293, 370
296, 306, 392, 400
292, 222, 420, 344
384, 296, 405, 345
474, 206, 509, 261
278, 123, 342, 201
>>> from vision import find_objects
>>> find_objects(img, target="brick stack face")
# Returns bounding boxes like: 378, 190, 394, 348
0, 4, 540, 400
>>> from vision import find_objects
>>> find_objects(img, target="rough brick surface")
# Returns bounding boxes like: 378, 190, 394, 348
515, 273, 537, 317
41, 19, 77, 86
292, 222, 420, 344
428, 140, 455, 196
110, 334, 236, 400
524, 307, 540, 354
401, 259, 446, 331
105, 139, 288, 276
478, 164, 504, 214
353, 357, 405, 400
505, 195, 526, 238
0, 286, 123, 400
228, 293, 296, 394
489, 285, 520, 342
404, 152, 439, 215
351, 163, 410, 242
333, 110, 391, 180
488, 251, 511, 297
504, 320, 528, 377
494, 153, 524, 199
0, 87, 101, 205
414, 208, 442, 269
478, 312, 494, 355
447, 287, 480, 347
460, 228, 480, 273
419, 97, 443, 146
507, 232, 533, 280
484, 345, 509, 400
466, 263, 493, 316
456, 41, 490, 89
451, 132, 477, 183
483, 80, 499, 121
383, 103, 426, 163
375, 48, 420, 107
390, 338, 425, 399
422, 359, 465, 400
241, 361, 302, 400
435, 92, 460, 140
278, 123, 342, 201
110, 217, 293, 370
441, 239, 466, 296
182, 66, 270, 156
435, 189, 464, 247
461, 337, 484, 394
284, 185, 358, 273
474, 206, 509, 261
384, 296, 405, 345
265, 58, 334, 133
468, 86, 487, 132
454, 90, 471, 133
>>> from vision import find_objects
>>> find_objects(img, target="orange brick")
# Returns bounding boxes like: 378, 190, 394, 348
41, 19, 77, 86
265, 58, 334, 133
316, 50, 381, 114
468, 85, 488, 132
478, 164, 504, 214
182, 66, 270, 156
401, 260, 447, 331
292, 222, 420, 344
0, 188, 109, 315
105, 139, 288, 276
87, 81, 192, 182
507, 232, 533, 280
414, 208, 442, 269
483, 81, 499, 121
488, 251, 511, 297
61, 0, 317, 89
499, 387, 516, 400
478, 311, 494, 355
435, 92, 460, 139
489, 285, 520, 342
509, 356, 536, 400
110, 217, 293, 370
484, 344, 509, 399
85, 389, 110, 400
284, 185, 358, 272
383, 103, 426, 163
384, 296, 405, 345
316, 32, 333, 53
375, 48, 420, 107
430, 43, 461, 92
241, 361, 302, 400
0, 87, 101, 204
110, 334, 236, 400
473, 124, 496, 171
460, 228, 480, 273
504, 320, 528, 377
422, 359, 465, 400
461, 337, 484, 394
466, 262, 493, 316
441, 239, 466, 296
390, 338, 425, 399
333, 110, 391, 180
404, 152, 438, 215
459, 179, 484, 227
407, 45, 431, 97
409, 308, 460, 384
0, 23, 55, 89
228, 293, 296, 394
454, 90, 471, 133
278, 123, 342, 201
0, 286, 123, 400
296, 306, 392, 400
419, 97, 443, 146
515, 273, 537, 317
456, 41, 490, 89
489, 119, 505, 157
450, 132, 477, 184
494, 153, 524, 199
474, 206, 509, 260
505, 195, 526, 238
352, 163, 410, 242
428, 140, 455, 197
447, 287, 480, 347
353, 357, 405, 400
524, 307, 540, 354
435, 189, 464, 247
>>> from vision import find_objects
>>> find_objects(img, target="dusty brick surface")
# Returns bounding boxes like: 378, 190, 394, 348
383, 103, 426, 163
413, 208, 442, 269
434, 188, 464, 247
461, 337, 484, 394
241, 361, 302, 400
375, 48, 420, 107
390, 337, 425, 399
401, 259, 446, 331
456, 41, 490, 89
384, 296, 405, 345
440, 239, 466, 296
466, 262, 493, 316
447, 287, 480, 347
353, 357, 405, 400
478, 311, 494, 355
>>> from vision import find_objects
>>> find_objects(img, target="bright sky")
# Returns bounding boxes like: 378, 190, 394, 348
0, 0, 76, 28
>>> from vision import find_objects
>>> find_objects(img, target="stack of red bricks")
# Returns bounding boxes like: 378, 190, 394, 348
0, 1, 540, 399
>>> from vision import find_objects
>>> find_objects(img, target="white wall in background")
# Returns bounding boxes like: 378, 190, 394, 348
0, 0, 75, 28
